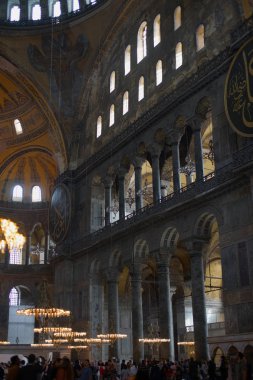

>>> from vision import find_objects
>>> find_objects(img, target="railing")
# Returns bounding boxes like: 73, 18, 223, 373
186, 321, 225, 333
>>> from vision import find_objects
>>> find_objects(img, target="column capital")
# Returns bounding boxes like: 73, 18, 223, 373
167, 130, 183, 145
117, 167, 128, 179
102, 176, 113, 188
148, 143, 162, 158
184, 238, 207, 256
189, 116, 203, 132
133, 157, 145, 169
106, 268, 120, 283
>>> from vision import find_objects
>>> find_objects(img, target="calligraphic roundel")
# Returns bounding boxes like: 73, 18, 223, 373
225, 37, 253, 137
49, 184, 71, 244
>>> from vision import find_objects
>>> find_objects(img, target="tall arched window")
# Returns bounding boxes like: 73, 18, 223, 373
175, 42, 183, 69
138, 76, 145, 101
14, 119, 23, 135
156, 60, 163, 85
125, 45, 131, 75
153, 14, 161, 47
12, 185, 23, 202
72, 0, 80, 11
137, 21, 147, 63
10, 5, 20, 21
32, 3, 41, 20
123, 91, 129, 115
53, 0, 61, 17
96, 116, 102, 138
109, 105, 115, 127
196, 24, 205, 51
110, 71, 116, 93
9, 288, 19, 306
174, 6, 181, 30
32, 186, 42, 202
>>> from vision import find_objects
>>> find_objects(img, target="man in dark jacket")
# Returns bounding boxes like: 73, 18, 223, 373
18, 354, 43, 380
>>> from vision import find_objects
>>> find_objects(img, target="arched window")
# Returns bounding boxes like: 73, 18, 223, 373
14, 119, 23, 135
123, 91, 129, 115
12, 185, 23, 202
125, 45, 131, 75
109, 105, 115, 127
110, 71, 116, 93
53, 0, 61, 17
72, 0, 80, 11
96, 116, 102, 138
138, 76, 145, 101
196, 24, 205, 51
137, 21, 147, 63
9, 288, 19, 306
156, 60, 163, 85
10, 5, 20, 21
32, 3, 41, 20
175, 42, 183, 69
32, 186, 42, 202
153, 14, 161, 47
174, 6, 181, 30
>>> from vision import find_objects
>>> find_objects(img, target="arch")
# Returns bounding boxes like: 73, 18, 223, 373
32, 185, 42, 202
156, 60, 163, 86
228, 345, 238, 357
109, 104, 115, 127
108, 248, 122, 268
90, 258, 101, 274
174, 6, 182, 30
31, 3, 41, 20
137, 21, 147, 63
193, 209, 223, 238
134, 239, 149, 260
195, 96, 212, 119
196, 24, 205, 51
12, 185, 23, 202
213, 346, 224, 366
125, 45, 131, 75
96, 116, 102, 138
9, 287, 20, 306
160, 227, 179, 251
110, 71, 116, 93
138, 76, 145, 101
175, 42, 183, 69
123, 91, 129, 115
153, 14, 161, 47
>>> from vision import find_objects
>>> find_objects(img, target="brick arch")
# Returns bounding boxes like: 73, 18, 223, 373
193, 205, 223, 239
134, 239, 149, 260
160, 226, 179, 251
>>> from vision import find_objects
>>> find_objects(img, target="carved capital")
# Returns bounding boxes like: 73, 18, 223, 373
102, 176, 113, 188
189, 116, 203, 132
133, 157, 145, 169
167, 130, 183, 145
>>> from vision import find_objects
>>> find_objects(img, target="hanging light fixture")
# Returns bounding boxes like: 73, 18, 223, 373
0, 219, 26, 253
139, 338, 170, 344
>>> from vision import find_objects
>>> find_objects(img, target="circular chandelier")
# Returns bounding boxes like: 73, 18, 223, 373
17, 307, 71, 318
97, 333, 127, 343
34, 327, 72, 334
138, 338, 170, 344
0, 219, 26, 253
177, 341, 195, 346
53, 331, 86, 338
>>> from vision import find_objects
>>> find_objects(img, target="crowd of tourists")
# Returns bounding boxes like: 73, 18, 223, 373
0, 352, 251, 380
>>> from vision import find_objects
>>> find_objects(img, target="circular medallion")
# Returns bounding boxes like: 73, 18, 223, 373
49, 184, 71, 244
225, 37, 253, 137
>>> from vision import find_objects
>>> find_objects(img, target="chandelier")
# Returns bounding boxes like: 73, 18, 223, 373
177, 341, 195, 346
0, 341, 10, 345
34, 327, 72, 334
17, 307, 71, 318
97, 333, 127, 344
180, 154, 195, 177
139, 338, 170, 344
0, 219, 26, 253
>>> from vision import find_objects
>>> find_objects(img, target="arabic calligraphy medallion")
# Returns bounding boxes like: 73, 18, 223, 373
49, 184, 71, 244
225, 37, 253, 136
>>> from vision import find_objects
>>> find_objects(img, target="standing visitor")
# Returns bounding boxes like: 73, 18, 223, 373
55, 357, 74, 380
6, 356, 20, 380
79, 360, 92, 380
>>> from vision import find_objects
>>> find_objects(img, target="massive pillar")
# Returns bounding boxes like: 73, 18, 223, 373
103, 177, 113, 226
20, 0, 28, 20
118, 169, 127, 219
107, 269, 120, 359
157, 252, 175, 361
130, 264, 144, 362
192, 118, 204, 181
189, 241, 209, 360
40, 0, 49, 18
134, 158, 144, 210
171, 139, 181, 192
0, 288, 9, 341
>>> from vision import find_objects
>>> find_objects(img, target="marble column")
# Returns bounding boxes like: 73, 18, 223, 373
171, 141, 181, 192
134, 159, 143, 210
157, 256, 175, 361
118, 169, 126, 219
25, 234, 31, 265
151, 153, 161, 202
130, 266, 144, 362
192, 118, 204, 181
189, 242, 209, 360
103, 178, 113, 226
90, 274, 104, 360
107, 270, 120, 359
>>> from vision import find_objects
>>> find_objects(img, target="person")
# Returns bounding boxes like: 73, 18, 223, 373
6, 355, 20, 380
236, 352, 247, 380
18, 354, 44, 380
0, 363, 4, 380
220, 356, 228, 380
208, 359, 216, 380
79, 359, 92, 380
55, 357, 74, 380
